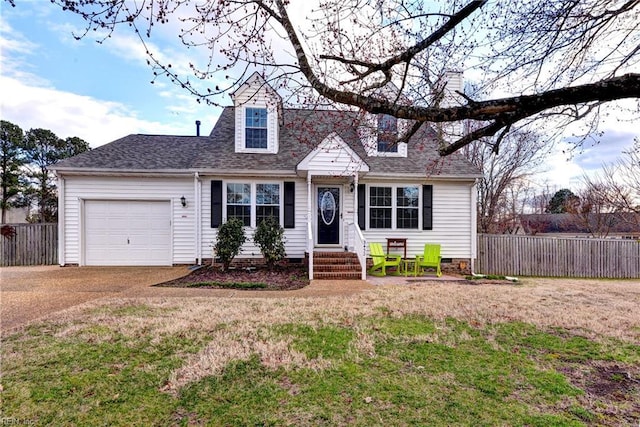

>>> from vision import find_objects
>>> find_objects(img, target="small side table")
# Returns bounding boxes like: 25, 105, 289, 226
386, 238, 407, 259
401, 258, 415, 277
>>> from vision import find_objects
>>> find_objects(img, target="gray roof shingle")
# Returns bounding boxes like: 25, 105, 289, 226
53, 107, 481, 178
52, 134, 207, 171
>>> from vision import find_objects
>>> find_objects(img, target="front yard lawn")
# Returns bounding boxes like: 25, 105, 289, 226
3, 279, 639, 426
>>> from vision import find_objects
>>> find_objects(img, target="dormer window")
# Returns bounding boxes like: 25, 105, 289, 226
245, 107, 268, 149
231, 72, 281, 154
377, 114, 398, 153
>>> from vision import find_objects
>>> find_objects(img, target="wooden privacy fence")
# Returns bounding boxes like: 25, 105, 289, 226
0, 223, 58, 266
477, 234, 640, 279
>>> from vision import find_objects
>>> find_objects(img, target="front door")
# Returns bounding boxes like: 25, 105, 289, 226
317, 186, 341, 245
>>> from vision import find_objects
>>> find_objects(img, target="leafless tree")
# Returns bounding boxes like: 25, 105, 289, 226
527, 184, 557, 215
40, 0, 640, 156
464, 130, 551, 233
581, 138, 640, 229
566, 184, 616, 238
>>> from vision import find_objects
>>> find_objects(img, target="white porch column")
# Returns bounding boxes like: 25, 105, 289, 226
307, 173, 313, 280
353, 174, 359, 229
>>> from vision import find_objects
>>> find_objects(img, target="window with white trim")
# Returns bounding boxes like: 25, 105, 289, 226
369, 185, 419, 229
377, 114, 398, 153
369, 186, 392, 229
225, 182, 281, 227
226, 183, 251, 226
256, 183, 280, 225
245, 107, 268, 149
396, 186, 419, 229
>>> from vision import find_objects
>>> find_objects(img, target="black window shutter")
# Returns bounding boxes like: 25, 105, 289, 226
284, 181, 295, 229
357, 184, 366, 230
422, 185, 433, 230
211, 180, 223, 228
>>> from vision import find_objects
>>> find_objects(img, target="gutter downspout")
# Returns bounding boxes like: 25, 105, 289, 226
194, 172, 202, 264
470, 179, 478, 275
58, 175, 65, 266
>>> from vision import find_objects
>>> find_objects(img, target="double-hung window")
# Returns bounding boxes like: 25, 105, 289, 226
377, 114, 398, 153
396, 186, 419, 229
226, 183, 251, 226
226, 182, 281, 227
256, 183, 280, 225
245, 107, 268, 149
369, 187, 392, 229
369, 185, 419, 229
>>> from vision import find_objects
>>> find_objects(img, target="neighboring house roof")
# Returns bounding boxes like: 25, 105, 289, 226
53, 106, 481, 179
520, 213, 640, 234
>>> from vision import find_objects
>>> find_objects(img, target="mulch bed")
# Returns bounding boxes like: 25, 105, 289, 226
154, 265, 310, 291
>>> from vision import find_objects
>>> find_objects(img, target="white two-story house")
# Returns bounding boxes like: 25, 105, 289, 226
52, 73, 481, 279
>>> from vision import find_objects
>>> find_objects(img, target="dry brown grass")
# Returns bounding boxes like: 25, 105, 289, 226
50, 277, 640, 390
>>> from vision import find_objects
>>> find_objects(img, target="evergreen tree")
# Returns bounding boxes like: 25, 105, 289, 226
545, 188, 579, 214
0, 120, 26, 223
23, 129, 90, 222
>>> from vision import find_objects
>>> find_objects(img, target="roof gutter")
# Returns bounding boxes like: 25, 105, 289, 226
52, 168, 197, 178
365, 172, 483, 181
53, 168, 300, 178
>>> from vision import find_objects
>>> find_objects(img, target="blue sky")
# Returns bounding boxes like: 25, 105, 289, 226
1, 0, 218, 144
1, 1, 637, 190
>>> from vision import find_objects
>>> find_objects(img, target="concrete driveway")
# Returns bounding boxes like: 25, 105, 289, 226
1, 266, 378, 332
1, 266, 190, 332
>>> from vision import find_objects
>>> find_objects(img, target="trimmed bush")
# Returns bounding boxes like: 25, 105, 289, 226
253, 216, 286, 269
214, 218, 246, 271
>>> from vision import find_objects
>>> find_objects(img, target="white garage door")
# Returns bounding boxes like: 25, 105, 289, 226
84, 200, 171, 266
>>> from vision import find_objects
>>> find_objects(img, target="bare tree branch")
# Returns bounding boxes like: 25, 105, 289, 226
48, 0, 640, 158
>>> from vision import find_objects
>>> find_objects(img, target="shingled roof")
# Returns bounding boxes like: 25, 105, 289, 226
53, 106, 481, 178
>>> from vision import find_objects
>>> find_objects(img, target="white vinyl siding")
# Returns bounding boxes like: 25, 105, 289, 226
61, 176, 195, 265
361, 181, 474, 259
200, 177, 308, 259
297, 133, 368, 175
60, 175, 475, 264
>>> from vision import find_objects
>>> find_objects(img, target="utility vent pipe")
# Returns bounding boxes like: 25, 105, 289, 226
195, 120, 201, 136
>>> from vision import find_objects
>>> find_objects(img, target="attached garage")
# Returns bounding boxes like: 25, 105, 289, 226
84, 200, 172, 266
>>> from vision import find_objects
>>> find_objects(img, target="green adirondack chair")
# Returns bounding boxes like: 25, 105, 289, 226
368, 242, 402, 276
414, 243, 442, 277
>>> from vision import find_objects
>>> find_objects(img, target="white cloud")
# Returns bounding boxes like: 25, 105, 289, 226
1, 7, 220, 145
0, 15, 46, 86
0, 75, 184, 146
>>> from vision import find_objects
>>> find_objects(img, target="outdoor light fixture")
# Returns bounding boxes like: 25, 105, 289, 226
349, 182, 355, 193
180, 195, 186, 207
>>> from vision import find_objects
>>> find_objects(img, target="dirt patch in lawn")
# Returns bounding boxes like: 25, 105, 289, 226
559, 361, 640, 425
154, 265, 309, 291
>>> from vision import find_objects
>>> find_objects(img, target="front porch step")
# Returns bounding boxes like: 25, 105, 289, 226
312, 251, 362, 280
313, 271, 362, 280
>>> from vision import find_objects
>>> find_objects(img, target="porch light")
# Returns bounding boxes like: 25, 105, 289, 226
349, 182, 355, 193
180, 195, 187, 207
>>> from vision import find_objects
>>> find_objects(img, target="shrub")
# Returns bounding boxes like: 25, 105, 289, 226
253, 216, 286, 269
214, 218, 246, 271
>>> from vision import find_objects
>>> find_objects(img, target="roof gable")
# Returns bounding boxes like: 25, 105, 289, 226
297, 132, 369, 175
230, 72, 281, 105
